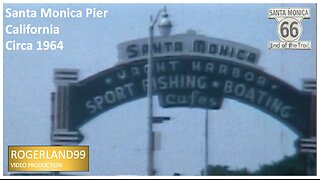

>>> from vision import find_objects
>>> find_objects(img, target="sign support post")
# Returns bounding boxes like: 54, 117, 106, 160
147, 17, 155, 175
52, 69, 83, 146
301, 79, 316, 175
204, 109, 209, 176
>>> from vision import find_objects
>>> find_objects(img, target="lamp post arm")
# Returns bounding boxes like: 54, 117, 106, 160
150, 7, 166, 28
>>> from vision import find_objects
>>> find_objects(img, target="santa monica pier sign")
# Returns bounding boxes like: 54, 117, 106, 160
51, 31, 314, 145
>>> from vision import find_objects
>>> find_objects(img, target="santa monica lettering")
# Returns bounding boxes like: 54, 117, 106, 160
268, 8, 310, 19
127, 40, 257, 64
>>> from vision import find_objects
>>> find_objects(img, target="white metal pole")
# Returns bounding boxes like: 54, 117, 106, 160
147, 16, 154, 176
204, 109, 209, 175
146, 7, 170, 175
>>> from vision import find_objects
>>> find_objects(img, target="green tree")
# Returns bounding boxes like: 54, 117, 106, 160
200, 165, 250, 175
254, 153, 310, 175
200, 153, 313, 176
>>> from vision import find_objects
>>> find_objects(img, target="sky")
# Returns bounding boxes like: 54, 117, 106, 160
3, 3, 316, 175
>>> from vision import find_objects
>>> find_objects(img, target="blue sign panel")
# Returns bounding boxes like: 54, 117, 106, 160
68, 56, 312, 136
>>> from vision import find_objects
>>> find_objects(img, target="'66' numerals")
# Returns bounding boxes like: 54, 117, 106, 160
36, 41, 64, 51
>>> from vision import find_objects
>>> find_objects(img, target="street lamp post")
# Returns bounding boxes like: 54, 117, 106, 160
147, 6, 172, 176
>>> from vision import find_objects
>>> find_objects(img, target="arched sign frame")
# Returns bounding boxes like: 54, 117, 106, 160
51, 34, 315, 152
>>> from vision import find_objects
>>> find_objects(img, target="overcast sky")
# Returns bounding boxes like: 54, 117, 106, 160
3, 3, 316, 175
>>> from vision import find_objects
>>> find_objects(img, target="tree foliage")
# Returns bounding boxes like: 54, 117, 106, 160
201, 165, 250, 175
201, 153, 315, 176
254, 153, 311, 175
